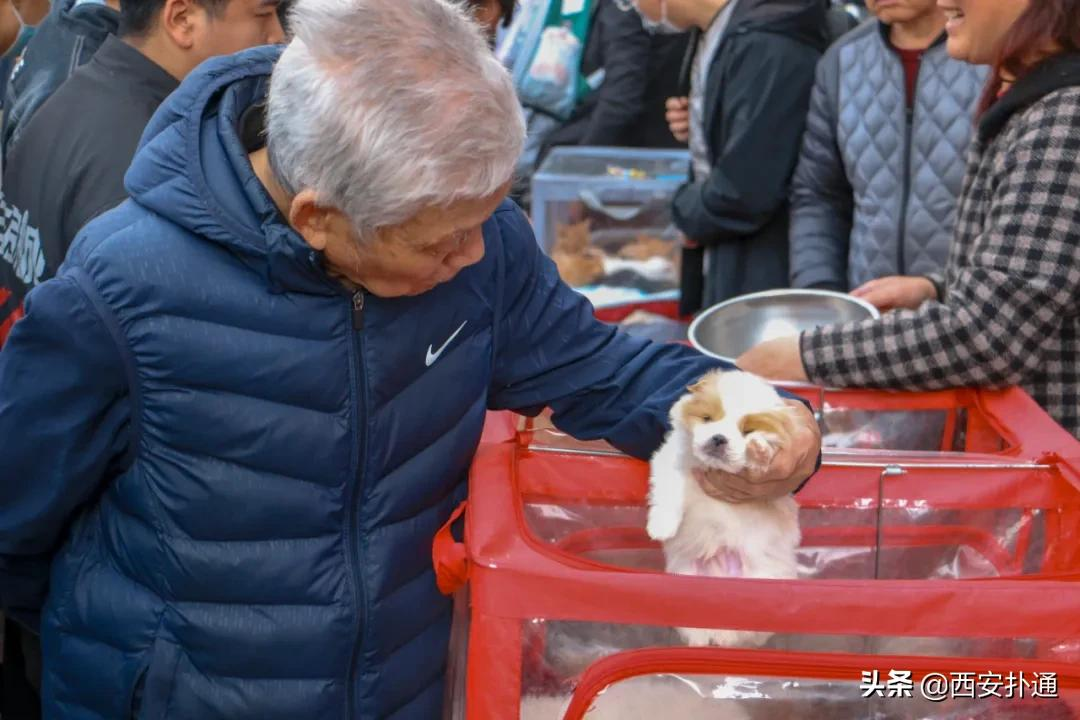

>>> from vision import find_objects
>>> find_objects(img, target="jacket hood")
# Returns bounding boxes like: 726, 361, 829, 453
729, 0, 828, 51
125, 44, 333, 295
979, 51, 1080, 142
60, 0, 119, 35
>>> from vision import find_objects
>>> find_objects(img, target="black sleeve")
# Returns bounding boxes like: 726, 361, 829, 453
579, 2, 653, 147
59, 137, 136, 255
672, 32, 821, 244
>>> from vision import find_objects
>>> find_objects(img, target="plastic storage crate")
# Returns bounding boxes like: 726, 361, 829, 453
530, 147, 690, 308
435, 386, 1080, 720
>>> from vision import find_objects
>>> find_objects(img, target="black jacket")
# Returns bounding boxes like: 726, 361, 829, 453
673, 0, 826, 311
541, 0, 690, 158
0, 35, 177, 342
1, 0, 119, 161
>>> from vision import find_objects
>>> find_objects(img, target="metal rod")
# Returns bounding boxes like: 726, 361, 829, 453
525, 445, 1051, 471
875, 466, 907, 581
822, 461, 1050, 470
526, 445, 626, 458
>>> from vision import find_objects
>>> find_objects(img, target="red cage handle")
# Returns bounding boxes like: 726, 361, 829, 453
433, 500, 470, 596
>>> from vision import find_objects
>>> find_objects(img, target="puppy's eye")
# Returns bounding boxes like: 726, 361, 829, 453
701, 415, 712, 422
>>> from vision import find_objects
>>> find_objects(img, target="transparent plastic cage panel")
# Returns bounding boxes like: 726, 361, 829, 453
545, 200, 679, 236
442, 589, 470, 720
532, 148, 689, 255
520, 671, 1078, 720
821, 409, 949, 452
536, 147, 691, 179
553, 227, 683, 306
519, 620, 1044, 698
521, 501, 1047, 580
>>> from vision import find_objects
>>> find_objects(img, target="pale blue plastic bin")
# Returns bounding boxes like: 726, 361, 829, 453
529, 146, 691, 254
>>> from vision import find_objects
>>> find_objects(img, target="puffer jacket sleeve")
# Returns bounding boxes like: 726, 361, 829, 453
0, 268, 131, 629
800, 105, 1080, 391
671, 32, 820, 244
789, 47, 854, 290
487, 205, 738, 459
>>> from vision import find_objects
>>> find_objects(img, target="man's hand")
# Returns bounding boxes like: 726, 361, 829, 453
735, 335, 809, 383
666, 97, 690, 143
696, 400, 821, 503
851, 275, 937, 313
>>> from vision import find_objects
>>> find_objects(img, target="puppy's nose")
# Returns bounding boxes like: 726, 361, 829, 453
708, 434, 729, 452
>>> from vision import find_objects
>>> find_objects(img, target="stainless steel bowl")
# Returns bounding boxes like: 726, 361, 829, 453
688, 289, 880, 363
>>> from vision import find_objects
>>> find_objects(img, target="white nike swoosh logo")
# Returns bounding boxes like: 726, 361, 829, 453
425, 321, 468, 367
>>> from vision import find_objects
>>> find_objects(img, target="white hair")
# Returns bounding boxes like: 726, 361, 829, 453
267, 0, 526, 237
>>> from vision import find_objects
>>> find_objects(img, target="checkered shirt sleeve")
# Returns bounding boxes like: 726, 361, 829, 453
801, 89, 1080, 423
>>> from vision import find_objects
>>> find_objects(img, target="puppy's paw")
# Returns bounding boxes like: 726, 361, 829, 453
746, 433, 778, 470
647, 508, 681, 541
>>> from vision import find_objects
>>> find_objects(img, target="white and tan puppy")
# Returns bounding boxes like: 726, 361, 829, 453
647, 370, 801, 648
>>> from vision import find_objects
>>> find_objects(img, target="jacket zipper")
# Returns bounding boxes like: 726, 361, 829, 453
897, 55, 922, 276
345, 289, 366, 719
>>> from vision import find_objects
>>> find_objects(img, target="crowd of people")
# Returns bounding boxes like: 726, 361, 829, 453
497, 0, 1077, 443
0, 0, 1074, 717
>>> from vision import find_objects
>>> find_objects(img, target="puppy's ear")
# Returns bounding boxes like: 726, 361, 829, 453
739, 409, 795, 441
686, 374, 712, 396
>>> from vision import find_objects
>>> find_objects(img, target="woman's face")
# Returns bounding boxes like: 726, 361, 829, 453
938, 0, 1030, 65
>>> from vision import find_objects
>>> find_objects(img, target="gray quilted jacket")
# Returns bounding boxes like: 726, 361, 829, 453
789, 21, 987, 290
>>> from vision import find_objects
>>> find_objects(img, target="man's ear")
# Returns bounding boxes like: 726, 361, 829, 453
289, 189, 331, 251
161, 0, 203, 50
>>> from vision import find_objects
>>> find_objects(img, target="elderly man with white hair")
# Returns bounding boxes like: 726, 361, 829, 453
0, 0, 821, 717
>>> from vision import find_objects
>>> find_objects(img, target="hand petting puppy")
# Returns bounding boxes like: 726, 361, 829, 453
695, 399, 820, 504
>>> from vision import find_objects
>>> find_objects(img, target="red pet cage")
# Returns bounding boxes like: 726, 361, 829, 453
435, 383, 1080, 719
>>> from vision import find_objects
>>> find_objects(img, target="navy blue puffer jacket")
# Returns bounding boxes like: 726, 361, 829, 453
0, 47, 742, 719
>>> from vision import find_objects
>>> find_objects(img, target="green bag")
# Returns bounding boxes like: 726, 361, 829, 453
514, 0, 595, 120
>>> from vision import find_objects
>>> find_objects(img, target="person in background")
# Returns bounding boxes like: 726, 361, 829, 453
0, 0, 24, 151
0, 0, 284, 345
789, 0, 986, 311
0, 0, 34, 59
0, 0, 50, 66
275, 0, 290, 29
0, 0, 821, 716
0, 0, 50, 154
636, 0, 827, 313
738, 0, 1080, 439
540, 0, 690, 160
0, 0, 282, 712
464, 0, 514, 42
1, 0, 120, 160
0, 0, 23, 54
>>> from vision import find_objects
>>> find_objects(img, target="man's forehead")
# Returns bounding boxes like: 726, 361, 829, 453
407, 191, 506, 244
